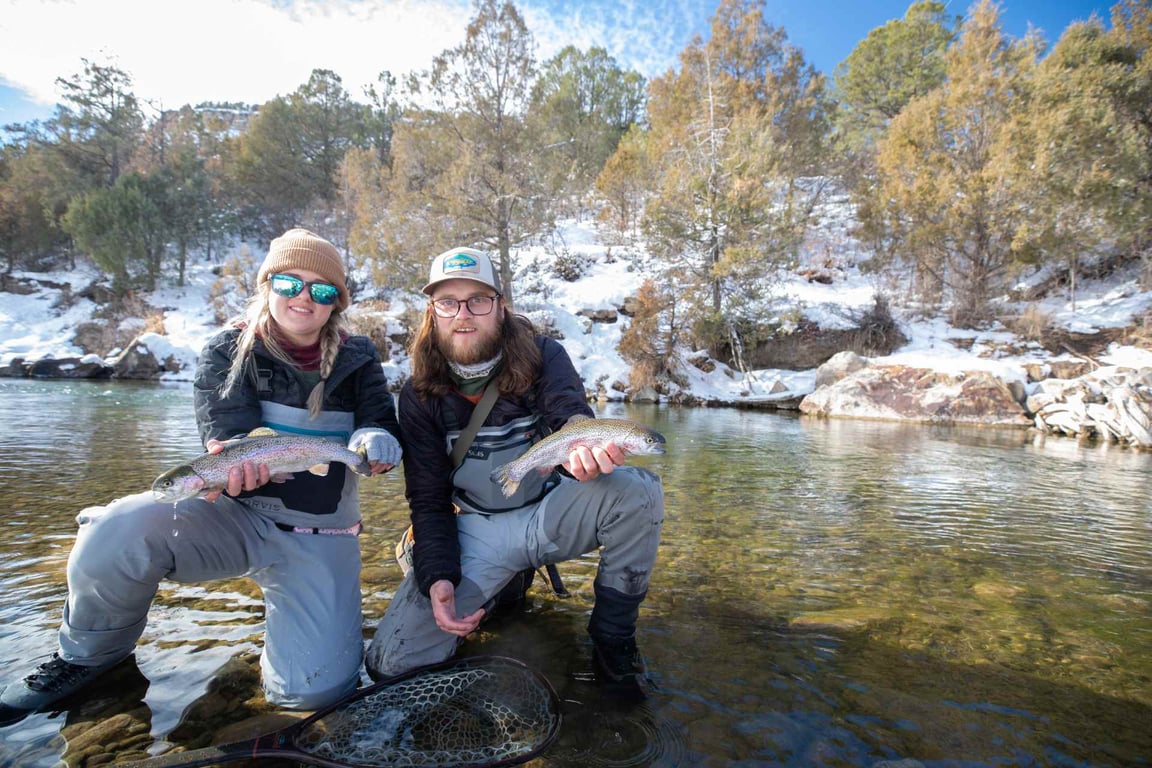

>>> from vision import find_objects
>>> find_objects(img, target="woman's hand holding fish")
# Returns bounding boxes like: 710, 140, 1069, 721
429, 579, 485, 637
201, 439, 271, 502
564, 441, 627, 482
348, 428, 402, 476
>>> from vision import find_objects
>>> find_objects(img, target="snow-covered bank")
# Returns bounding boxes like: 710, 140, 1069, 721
3, 217, 1152, 435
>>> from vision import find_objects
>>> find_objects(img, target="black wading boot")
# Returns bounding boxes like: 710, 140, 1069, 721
493, 567, 536, 611
588, 584, 649, 695
0, 652, 128, 726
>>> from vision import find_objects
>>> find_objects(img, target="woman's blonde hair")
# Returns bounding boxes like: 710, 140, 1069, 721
221, 280, 349, 418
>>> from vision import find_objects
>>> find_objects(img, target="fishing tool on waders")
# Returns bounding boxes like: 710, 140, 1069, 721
113, 655, 561, 768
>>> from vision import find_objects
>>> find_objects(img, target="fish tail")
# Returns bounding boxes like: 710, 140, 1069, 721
349, 446, 373, 477
490, 465, 520, 498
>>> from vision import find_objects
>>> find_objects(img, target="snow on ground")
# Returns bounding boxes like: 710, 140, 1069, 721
2, 210, 1151, 404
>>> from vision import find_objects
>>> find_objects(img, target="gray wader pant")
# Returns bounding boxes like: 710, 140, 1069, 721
365, 467, 664, 679
58, 491, 363, 710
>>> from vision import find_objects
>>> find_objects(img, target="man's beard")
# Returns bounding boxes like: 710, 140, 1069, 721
436, 318, 502, 366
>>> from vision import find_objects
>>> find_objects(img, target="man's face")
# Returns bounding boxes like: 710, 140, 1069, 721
430, 278, 504, 365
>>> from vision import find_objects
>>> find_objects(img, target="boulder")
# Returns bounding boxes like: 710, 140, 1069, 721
814, 350, 868, 388
112, 335, 183, 380
1029, 366, 1152, 447
800, 364, 1031, 427
27, 356, 113, 379
576, 308, 618, 324
0, 357, 27, 377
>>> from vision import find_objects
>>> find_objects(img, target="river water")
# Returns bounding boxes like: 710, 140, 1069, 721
0, 378, 1149, 767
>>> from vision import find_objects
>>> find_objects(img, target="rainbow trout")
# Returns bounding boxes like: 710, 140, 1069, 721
490, 418, 666, 498
152, 427, 372, 502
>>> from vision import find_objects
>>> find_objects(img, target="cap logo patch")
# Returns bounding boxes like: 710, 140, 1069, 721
443, 253, 481, 275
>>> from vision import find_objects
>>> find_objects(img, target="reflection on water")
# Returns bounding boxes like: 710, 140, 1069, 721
0, 380, 1149, 766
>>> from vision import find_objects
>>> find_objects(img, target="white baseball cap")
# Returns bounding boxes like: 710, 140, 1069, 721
422, 247, 502, 295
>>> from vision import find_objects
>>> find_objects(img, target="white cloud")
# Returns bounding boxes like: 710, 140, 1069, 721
0, 0, 695, 111
2, 0, 469, 107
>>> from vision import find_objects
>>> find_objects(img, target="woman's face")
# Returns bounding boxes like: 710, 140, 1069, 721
267, 268, 337, 346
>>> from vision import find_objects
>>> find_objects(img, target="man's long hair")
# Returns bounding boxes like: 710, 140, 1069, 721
408, 306, 541, 398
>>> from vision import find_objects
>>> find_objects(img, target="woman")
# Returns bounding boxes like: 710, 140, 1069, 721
0, 228, 401, 722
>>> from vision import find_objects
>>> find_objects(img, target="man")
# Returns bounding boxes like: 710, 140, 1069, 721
366, 247, 664, 689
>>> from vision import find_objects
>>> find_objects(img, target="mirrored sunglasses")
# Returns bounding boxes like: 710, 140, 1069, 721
269, 273, 341, 305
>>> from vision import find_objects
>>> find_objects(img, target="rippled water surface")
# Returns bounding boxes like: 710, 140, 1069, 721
0, 378, 1149, 767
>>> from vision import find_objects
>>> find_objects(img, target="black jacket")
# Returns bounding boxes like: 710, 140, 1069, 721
400, 335, 593, 595
193, 328, 401, 519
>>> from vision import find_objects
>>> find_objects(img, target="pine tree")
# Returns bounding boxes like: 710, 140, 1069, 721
229, 69, 383, 238
641, 0, 832, 358
833, 1, 959, 152
529, 46, 646, 212
593, 124, 649, 241
1002, 16, 1150, 306
386, 0, 544, 307
872, 0, 1037, 326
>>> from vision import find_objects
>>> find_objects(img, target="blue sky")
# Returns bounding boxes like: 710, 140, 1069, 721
0, 0, 1113, 128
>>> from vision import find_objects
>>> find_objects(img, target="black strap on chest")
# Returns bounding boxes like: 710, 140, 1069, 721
450, 385, 501, 468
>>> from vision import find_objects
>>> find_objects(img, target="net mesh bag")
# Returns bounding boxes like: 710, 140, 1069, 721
295, 656, 559, 767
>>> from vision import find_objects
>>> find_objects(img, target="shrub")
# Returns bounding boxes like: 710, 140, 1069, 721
1005, 304, 1054, 343
209, 247, 258, 324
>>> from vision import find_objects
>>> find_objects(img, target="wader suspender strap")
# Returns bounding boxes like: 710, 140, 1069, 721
450, 385, 501, 468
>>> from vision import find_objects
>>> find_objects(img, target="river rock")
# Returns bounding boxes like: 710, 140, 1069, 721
814, 350, 868, 388
0, 357, 27, 377
800, 364, 1031, 427
1029, 366, 1152, 447
112, 333, 184, 380
577, 307, 618, 323
27, 355, 114, 379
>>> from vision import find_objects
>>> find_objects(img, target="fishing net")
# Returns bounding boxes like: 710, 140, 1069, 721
293, 656, 560, 767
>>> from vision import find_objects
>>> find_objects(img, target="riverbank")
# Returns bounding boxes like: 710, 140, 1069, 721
2, 218, 1152, 440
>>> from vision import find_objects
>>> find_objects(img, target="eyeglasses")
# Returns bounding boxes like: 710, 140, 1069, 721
269, 273, 341, 306
431, 294, 501, 318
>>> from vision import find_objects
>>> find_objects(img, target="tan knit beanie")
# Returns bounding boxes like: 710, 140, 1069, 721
257, 228, 349, 311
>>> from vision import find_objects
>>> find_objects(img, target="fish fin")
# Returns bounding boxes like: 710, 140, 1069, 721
247, 427, 280, 438
535, 465, 557, 476
307, 463, 331, 477
270, 472, 294, 483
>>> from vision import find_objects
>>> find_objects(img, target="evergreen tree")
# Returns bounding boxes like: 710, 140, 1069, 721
871, 0, 1037, 326
1003, 16, 1151, 305
642, 0, 832, 357
49, 59, 144, 190
63, 171, 168, 291
618, 279, 682, 393
529, 45, 646, 210
0, 143, 68, 271
230, 69, 384, 238
1, 59, 145, 269
388, 0, 543, 306
1109, 0, 1152, 284
138, 106, 228, 284
833, 2, 959, 152
593, 124, 649, 241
